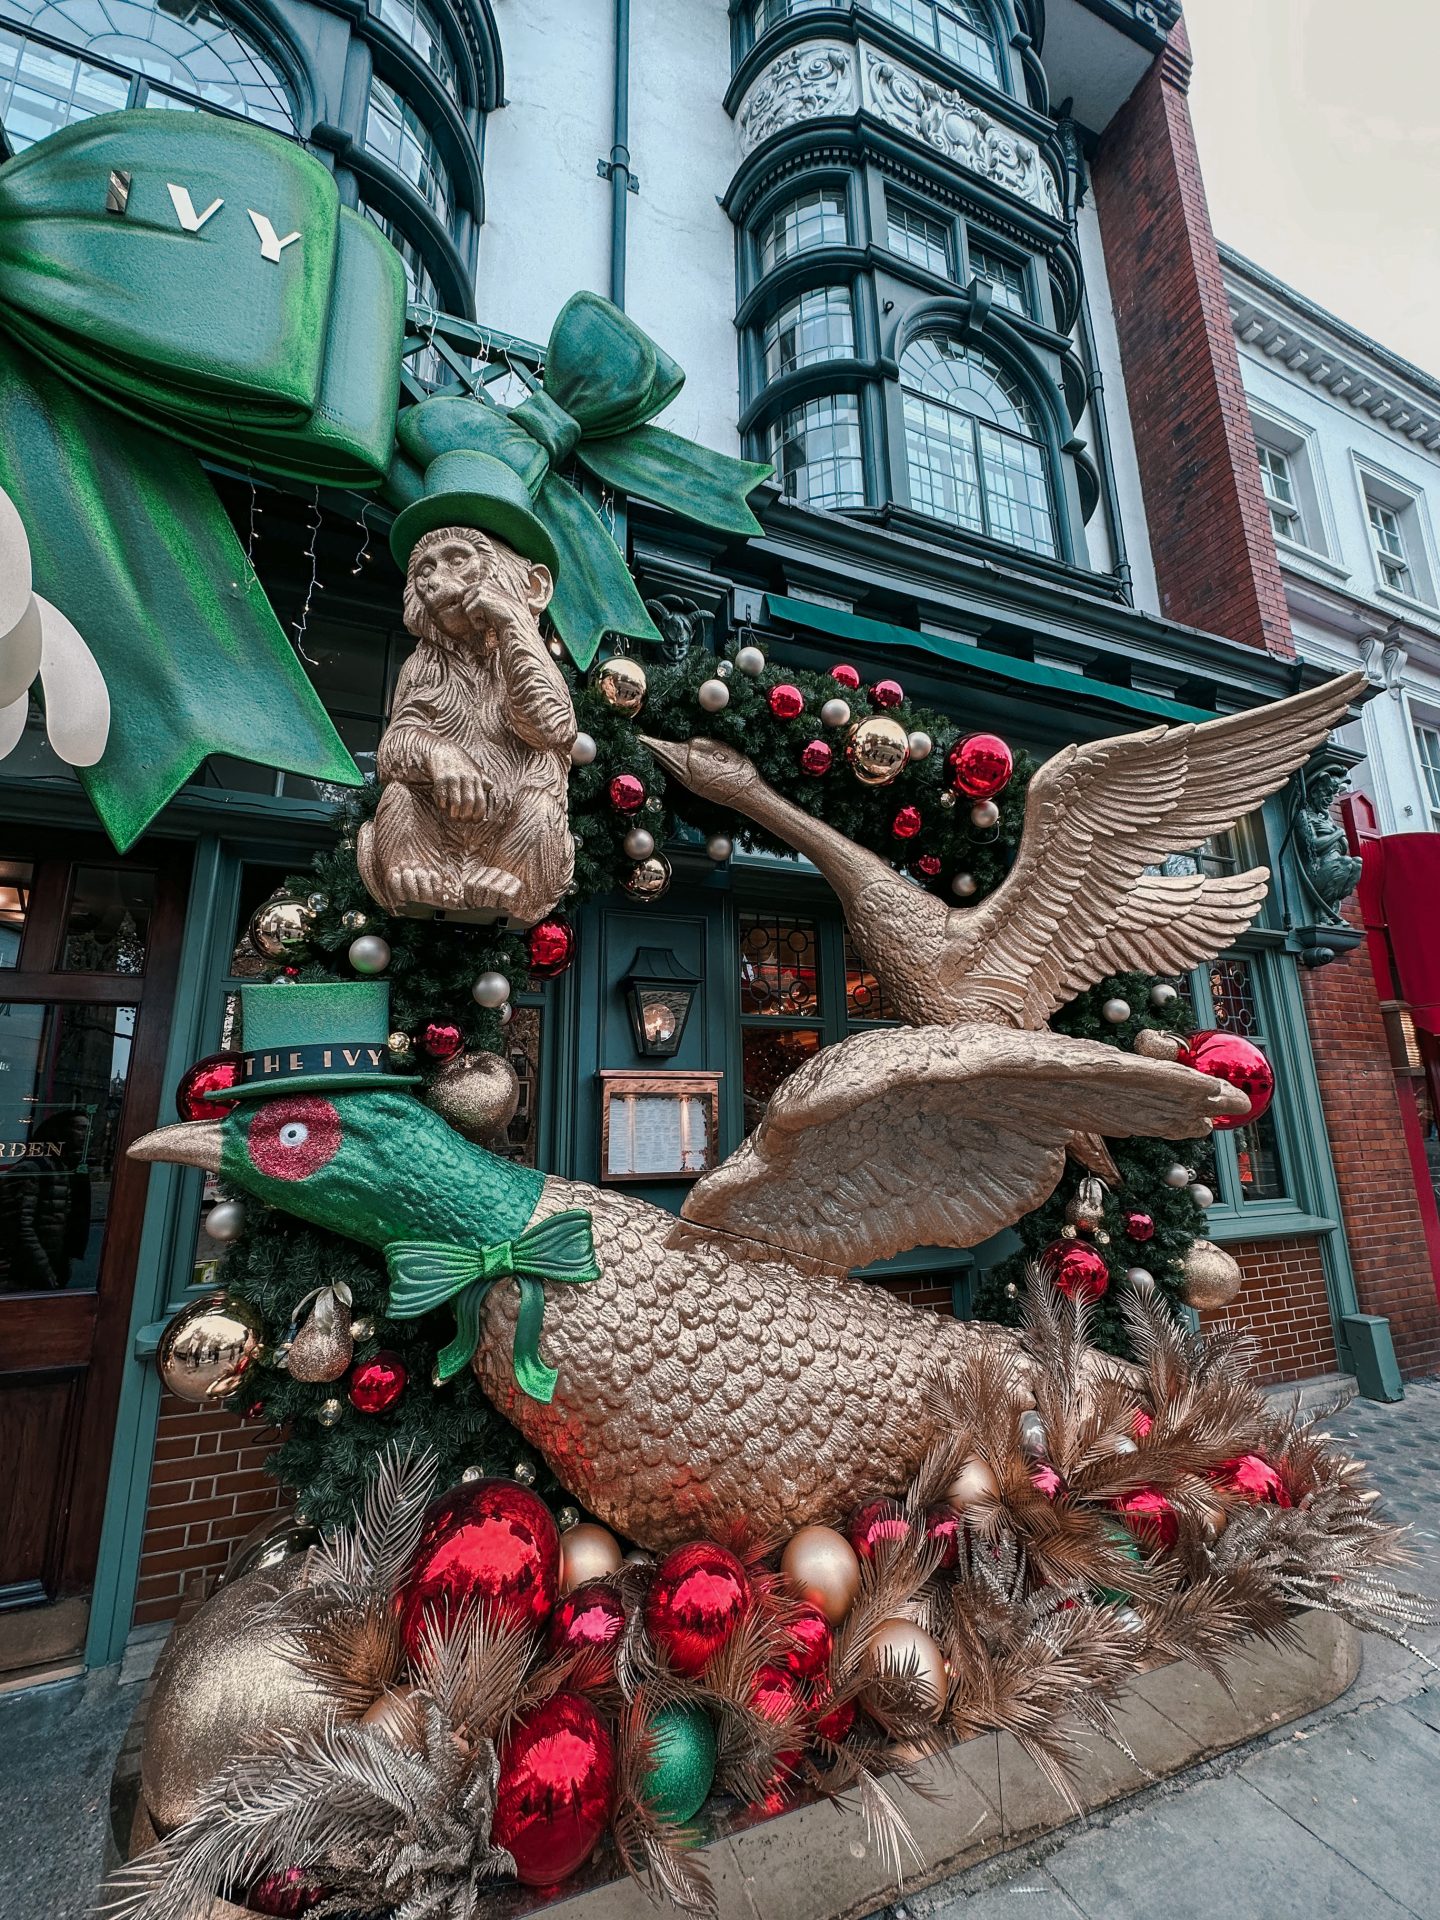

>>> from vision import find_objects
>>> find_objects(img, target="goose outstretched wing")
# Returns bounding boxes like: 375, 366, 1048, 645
680, 1025, 1247, 1271
945, 672, 1364, 1027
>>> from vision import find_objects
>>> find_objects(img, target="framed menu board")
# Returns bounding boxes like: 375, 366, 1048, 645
599, 1071, 722, 1182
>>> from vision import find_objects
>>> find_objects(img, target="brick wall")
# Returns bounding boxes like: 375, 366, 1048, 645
132, 1396, 286, 1628
1090, 19, 1293, 658
1198, 1236, 1337, 1383
1300, 928, 1440, 1377
876, 1276, 956, 1315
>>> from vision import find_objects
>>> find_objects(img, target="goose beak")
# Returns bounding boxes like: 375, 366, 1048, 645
128, 1119, 225, 1172
639, 734, 692, 782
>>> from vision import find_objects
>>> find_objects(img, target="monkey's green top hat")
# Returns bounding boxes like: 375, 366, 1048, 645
389, 449, 560, 575
218, 981, 419, 1100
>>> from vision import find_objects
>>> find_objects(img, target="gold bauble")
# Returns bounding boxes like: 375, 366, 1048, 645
625, 853, 673, 900
1181, 1238, 1243, 1310
217, 1509, 318, 1589
559, 1522, 624, 1594
361, 1684, 423, 1749
845, 715, 910, 787
862, 1617, 947, 1721
1133, 1028, 1185, 1061
142, 1561, 331, 1833
156, 1292, 264, 1404
247, 891, 313, 959
425, 1050, 520, 1145
286, 1283, 354, 1383
596, 655, 648, 714
946, 1455, 1000, 1511
780, 1525, 861, 1626
1064, 1176, 1106, 1231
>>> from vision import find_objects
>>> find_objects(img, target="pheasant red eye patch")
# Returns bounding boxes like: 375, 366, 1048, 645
246, 1096, 341, 1180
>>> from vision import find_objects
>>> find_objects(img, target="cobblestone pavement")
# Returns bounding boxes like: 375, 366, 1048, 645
873, 1376, 1440, 1920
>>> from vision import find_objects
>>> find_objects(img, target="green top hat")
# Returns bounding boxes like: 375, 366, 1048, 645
389, 448, 560, 575
216, 980, 420, 1101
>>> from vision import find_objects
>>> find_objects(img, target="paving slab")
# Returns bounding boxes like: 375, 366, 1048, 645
920, 1869, 1086, 1919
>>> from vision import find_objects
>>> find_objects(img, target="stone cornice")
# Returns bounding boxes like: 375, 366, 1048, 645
1223, 245, 1440, 455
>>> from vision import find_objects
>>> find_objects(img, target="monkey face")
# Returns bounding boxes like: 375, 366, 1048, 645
410, 533, 498, 640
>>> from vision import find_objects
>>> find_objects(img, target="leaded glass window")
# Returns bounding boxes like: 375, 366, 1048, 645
374, 0, 457, 99
762, 286, 855, 381
900, 334, 1055, 555
756, 188, 847, 276
366, 74, 452, 224
969, 240, 1029, 316
750, 0, 831, 37
767, 394, 865, 511
866, 0, 1002, 89
1, 0, 293, 132
886, 197, 951, 277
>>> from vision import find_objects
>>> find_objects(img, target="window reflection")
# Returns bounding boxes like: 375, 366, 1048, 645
63, 865, 154, 974
0, 860, 34, 969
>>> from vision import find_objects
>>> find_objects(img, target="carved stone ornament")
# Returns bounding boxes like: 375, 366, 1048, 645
357, 527, 577, 927
733, 37, 1064, 221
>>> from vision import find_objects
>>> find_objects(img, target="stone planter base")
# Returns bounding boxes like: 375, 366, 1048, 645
111, 1609, 1358, 1920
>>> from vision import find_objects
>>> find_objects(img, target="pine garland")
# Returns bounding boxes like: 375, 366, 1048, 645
215, 640, 1213, 1525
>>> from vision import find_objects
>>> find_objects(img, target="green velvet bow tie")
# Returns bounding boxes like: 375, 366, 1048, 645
385, 292, 771, 668
384, 1208, 601, 1403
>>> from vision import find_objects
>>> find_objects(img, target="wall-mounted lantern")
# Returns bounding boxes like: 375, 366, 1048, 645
624, 947, 700, 1058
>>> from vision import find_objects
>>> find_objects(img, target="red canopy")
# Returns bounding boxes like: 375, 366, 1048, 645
1374, 833, 1440, 1035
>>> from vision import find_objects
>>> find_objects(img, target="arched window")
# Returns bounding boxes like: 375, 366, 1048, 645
1, 0, 294, 131
767, 394, 865, 511
900, 333, 1055, 555
867, 0, 1003, 90
755, 187, 848, 276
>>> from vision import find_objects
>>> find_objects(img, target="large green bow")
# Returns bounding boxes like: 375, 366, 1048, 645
385, 292, 772, 668
384, 1208, 601, 1402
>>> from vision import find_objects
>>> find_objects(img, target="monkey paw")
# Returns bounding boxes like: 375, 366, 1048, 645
394, 865, 457, 909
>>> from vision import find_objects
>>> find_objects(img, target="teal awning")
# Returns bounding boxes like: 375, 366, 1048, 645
765, 594, 1215, 725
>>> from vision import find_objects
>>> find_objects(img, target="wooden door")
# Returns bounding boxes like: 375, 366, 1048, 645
0, 829, 189, 1676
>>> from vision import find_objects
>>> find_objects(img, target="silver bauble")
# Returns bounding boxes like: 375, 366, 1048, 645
697, 678, 730, 713
157, 1293, 264, 1404
1126, 1267, 1156, 1288
340, 908, 368, 933
1017, 1410, 1046, 1454
906, 729, 933, 760
571, 732, 598, 766
1102, 998, 1132, 1024
512, 1459, 538, 1486
471, 970, 512, 1008
142, 1560, 331, 1833
623, 826, 656, 859
734, 645, 766, 677
305, 892, 329, 915
951, 872, 978, 898
217, 1510, 319, 1589
461, 1465, 485, 1483
286, 1283, 354, 1383
425, 1049, 520, 1144
1188, 1182, 1216, 1209
348, 934, 391, 975
820, 697, 852, 729
203, 1199, 246, 1243
1164, 1162, 1193, 1187
970, 799, 1001, 829
1149, 982, 1179, 1010
716, 659, 734, 680
350, 1315, 376, 1343
315, 1397, 344, 1427
706, 834, 732, 863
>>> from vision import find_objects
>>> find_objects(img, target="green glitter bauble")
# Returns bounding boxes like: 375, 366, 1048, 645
646, 1703, 717, 1824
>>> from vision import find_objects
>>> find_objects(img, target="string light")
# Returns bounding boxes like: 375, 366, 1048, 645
351, 501, 373, 576
293, 487, 323, 664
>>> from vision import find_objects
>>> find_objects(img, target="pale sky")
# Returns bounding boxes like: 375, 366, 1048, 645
1184, 0, 1440, 377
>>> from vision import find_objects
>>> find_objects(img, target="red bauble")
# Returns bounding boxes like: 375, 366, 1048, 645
779, 1601, 833, 1682
175, 1050, 245, 1121
547, 1579, 626, 1685
1109, 1486, 1179, 1551
945, 732, 1013, 799
1031, 1462, 1064, 1500
399, 1479, 560, 1655
1132, 1407, 1154, 1440
925, 1504, 963, 1567
420, 1022, 463, 1060
528, 918, 575, 978
869, 678, 904, 709
768, 682, 805, 720
752, 1661, 803, 1725
916, 854, 942, 878
608, 773, 645, 813
1177, 1030, 1275, 1131
814, 1694, 856, 1744
1042, 1238, 1110, 1302
246, 1870, 325, 1916
891, 805, 922, 839
493, 1692, 615, 1887
347, 1350, 407, 1414
800, 739, 833, 776
1123, 1210, 1156, 1243
644, 1541, 750, 1676
848, 1498, 909, 1561
830, 663, 861, 689
1209, 1453, 1292, 1507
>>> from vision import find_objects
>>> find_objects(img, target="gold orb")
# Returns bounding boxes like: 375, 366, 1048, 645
156, 1293, 264, 1404
1133, 1028, 1185, 1061
596, 655, 648, 714
1181, 1238, 1243, 1310
425, 1050, 520, 1145
845, 714, 910, 787
1064, 1176, 1106, 1231
861, 1618, 947, 1722
361, 1684, 423, 1749
142, 1561, 331, 1833
247, 892, 313, 959
559, 1522, 624, 1594
780, 1525, 861, 1626
217, 1510, 318, 1589
946, 1456, 1000, 1511
625, 853, 673, 901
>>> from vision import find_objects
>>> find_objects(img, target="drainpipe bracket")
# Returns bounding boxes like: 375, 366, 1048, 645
596, 159, 641, 192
